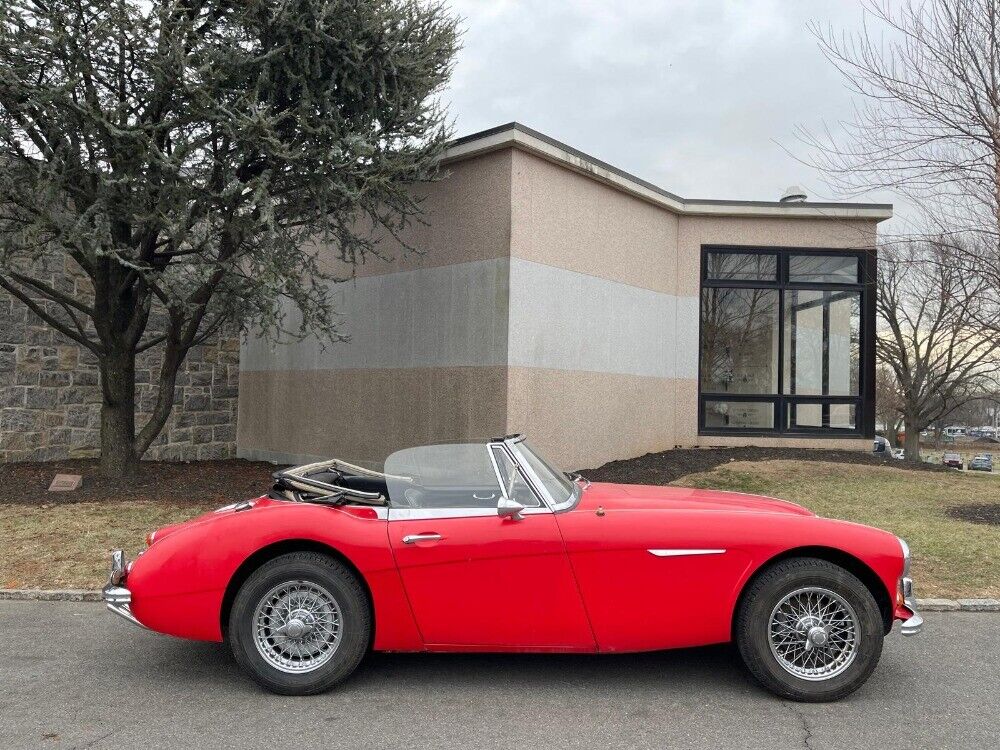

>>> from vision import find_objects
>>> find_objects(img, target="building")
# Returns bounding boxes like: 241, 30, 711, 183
238, 123, 890, 469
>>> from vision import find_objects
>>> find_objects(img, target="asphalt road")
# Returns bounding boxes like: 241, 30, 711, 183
0, 603, 997, 750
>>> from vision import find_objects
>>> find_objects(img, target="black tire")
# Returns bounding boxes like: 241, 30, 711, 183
735, 557, 884, 702
228, 552, 370, 695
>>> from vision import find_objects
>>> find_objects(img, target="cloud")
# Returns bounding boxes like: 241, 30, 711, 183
443, 0, 904, 223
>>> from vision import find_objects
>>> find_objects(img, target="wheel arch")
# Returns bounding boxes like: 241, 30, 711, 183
731, 546, 894, 638
219, 538, 375, 644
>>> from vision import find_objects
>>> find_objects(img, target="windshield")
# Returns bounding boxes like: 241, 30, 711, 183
383, 442, 504, 510
509, 440, 578, 509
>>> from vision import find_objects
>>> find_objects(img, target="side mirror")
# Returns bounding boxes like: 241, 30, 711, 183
498, 497, 525, 521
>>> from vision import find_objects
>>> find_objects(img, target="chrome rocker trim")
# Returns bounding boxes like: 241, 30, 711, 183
102, 550, 147, 630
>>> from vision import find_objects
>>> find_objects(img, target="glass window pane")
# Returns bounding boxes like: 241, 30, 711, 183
789, 255, 859, 284
509, 440, 574, 506
385, 443, 501, 508
700, 288, 779, 394
490, 447, 541, 507
705, 252, 777, 281
829, 404, 857, 429
783, 290, 860, 396
789, 403, 823, 428
786, 403, 858, 430
704, 400, 774, 429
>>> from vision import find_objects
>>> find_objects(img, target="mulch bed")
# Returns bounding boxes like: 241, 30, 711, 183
578, 446, 949, 485
0, 459, 281, 506
946, 503, 1000, 527
1, 446, 949, 506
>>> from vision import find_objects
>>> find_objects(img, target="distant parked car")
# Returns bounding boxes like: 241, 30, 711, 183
942, 452, 964, 469
969, 454, 993, 472
891, 448, 905, 460
873, 436, 890, 454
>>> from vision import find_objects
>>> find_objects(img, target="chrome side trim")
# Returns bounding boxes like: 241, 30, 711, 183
388, 506, 550, 521
648, 548, 726, 557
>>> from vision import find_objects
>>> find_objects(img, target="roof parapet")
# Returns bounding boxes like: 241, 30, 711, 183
443, 122, 893, 221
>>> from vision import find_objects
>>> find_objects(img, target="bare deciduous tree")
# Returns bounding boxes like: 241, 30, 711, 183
801, 0, 1000, 287
874, 364, 904, 446
877, 240, 1000, 459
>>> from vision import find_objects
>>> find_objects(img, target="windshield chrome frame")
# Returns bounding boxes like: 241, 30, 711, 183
500, 436, 581, 513
486, 442, 545, 511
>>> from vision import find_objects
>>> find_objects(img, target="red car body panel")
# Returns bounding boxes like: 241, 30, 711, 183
389, 513, 595, 650
128, 499, 423, 650
560, 484, 903, 652
124, 482, 908, 653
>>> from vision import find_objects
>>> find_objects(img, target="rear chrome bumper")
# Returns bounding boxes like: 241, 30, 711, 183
102, 550, 146, 630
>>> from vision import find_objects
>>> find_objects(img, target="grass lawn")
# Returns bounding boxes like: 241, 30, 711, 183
0, 501, 215, 589
674, 460, 1000, 599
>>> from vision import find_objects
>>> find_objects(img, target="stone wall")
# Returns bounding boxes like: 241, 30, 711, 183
0, 255, 239, 463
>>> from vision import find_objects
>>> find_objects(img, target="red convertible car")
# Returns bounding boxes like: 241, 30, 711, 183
103, 435, 922, 702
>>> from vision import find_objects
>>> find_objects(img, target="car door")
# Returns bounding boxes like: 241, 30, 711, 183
386, 443, 594, 651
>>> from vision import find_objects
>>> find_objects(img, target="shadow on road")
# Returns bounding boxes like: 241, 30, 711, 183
112, 632, 752, 696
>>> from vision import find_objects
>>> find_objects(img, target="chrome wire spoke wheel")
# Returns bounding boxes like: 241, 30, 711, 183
767, 586, 860, 681
252, 580, 343, 674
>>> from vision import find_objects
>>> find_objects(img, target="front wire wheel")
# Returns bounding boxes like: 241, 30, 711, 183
767, 587, 859, 681
736, 558, 884, 702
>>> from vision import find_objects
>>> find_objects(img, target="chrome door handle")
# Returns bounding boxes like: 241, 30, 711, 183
472, 493, 496, 500
402, 533, 443, 544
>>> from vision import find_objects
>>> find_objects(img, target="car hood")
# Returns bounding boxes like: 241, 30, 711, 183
576, 482, 815, 517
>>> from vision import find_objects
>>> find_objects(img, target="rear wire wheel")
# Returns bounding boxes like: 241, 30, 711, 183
228, 552, 370, 695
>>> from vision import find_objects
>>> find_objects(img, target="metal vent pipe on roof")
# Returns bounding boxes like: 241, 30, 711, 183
780, 185, 808, 203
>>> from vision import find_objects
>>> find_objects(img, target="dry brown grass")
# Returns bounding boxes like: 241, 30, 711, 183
0, 501, 214, 589
674, 460, 1000, 598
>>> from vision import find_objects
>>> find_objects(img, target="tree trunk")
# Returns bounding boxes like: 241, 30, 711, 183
99, 349, 138, 478
903, 417, 921, 462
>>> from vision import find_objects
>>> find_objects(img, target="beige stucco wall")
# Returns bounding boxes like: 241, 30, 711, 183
505, 367, 683, 470
510, 149, 678, 293
505, 148, 880, 466
238, 150, 514, 465
314, 148, 513, 279
238, 366, 508, 465
238, 142, 882, 469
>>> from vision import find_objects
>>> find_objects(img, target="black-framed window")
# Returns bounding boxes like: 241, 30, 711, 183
698, 246, 875, 437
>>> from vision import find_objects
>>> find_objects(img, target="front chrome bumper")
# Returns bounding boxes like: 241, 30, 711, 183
897, 538, 923, 636
899, 574, 923, 636
102, 550, 146, 630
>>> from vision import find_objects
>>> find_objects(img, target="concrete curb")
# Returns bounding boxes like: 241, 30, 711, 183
0, 589, 998, 611
0, 589, 102, 602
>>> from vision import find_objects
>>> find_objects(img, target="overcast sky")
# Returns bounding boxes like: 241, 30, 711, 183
443, 0, 904, 224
